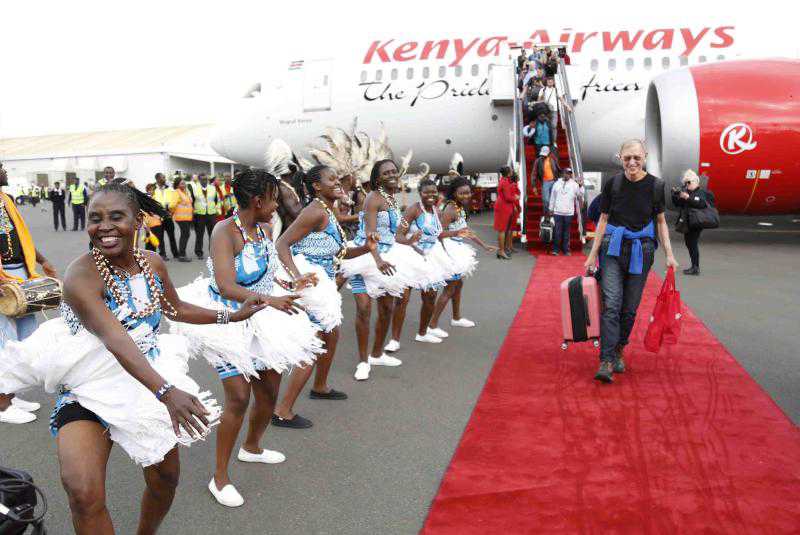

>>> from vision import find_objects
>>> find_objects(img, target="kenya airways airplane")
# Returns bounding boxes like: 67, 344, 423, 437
211, 24, 800, 215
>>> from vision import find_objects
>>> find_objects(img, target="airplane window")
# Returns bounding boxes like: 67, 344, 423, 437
644, 57, 652, 70
679, 56, 688, 66
376, 70, 383, 82
360, 70, 367, 83
590, 59, 598, 72
471, 64, 479, 76
407, 67, 414, 80
662, 57, 670, 69
455, 65, 463, 77
391, 68, 398, 80
625, 58, 634, 71
439, 66, 446, 78
423, 67, 430, 79
608, 58, 616, 71
717, 54, 725, 61
698, 55, 707, 63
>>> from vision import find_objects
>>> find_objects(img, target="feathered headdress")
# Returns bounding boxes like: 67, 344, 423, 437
449, 153, 464, 177
264, 139, 297, 177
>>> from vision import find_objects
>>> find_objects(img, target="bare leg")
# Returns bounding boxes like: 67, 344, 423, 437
451, 279, 464, 320
137, 447, 180, 535
274, 367, 313, 421
313, 327, 339, 392
354, 294, 372, 363
57, 420, 114, 535
214, 376, 251, 488
430, 281, 457, 329
505, 228, 514, 254
242, 370, 282, 454
418, 290, 437, 336
497, 232, 506, 255
370, 295, 395, 357
390, 288, 411, 341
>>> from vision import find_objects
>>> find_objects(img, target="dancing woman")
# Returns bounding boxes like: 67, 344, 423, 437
272, 165, 378, 428
0, 183, 266, 534
385, 178, 455, 351
174, 169, 322, 507
428, 177, 497, 336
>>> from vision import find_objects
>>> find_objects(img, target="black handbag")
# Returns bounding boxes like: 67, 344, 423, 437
675, 208, 689, 234
0, 466, 47, 535
687, 204, 720, 229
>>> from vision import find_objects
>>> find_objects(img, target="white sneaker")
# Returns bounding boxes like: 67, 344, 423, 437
427, 327, 449, 338
354, 362, 371, 381
415, 333, 442, 344
384, 339, 400, 352
208, 478, 244, 507
237, 448, 285, 464
368, 353, 402, 367
0, 406, 36, 424
11, 397, 40, 412
451, 318, 476, 328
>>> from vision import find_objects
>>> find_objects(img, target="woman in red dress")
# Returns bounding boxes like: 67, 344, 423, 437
493, 166, 520, 260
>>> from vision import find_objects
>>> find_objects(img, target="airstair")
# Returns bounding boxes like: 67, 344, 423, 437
513, 56, 586, 252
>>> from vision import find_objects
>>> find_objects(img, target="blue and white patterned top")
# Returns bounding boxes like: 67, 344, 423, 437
354, 209, 399, 253
448, 209, 468, 243
60, 273, 162, 361
208, 234, 275, 311
292, 211, 343, 279
408, 204, 442, 252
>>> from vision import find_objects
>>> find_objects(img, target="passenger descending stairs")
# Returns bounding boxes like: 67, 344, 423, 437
523, 57, 585, 254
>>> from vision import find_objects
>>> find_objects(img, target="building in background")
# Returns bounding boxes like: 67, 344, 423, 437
0, 124, 241, 191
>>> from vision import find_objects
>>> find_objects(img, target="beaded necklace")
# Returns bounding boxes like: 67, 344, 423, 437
91, 247, 178, 319
315, 198, 347, 268
378, 187, 408, 229
0, 202, 14, 263
419, 201, 442, 234
233, 211, 267, 244
447, 200, 466, 222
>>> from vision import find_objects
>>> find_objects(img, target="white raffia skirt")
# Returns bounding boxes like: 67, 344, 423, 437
172, 278, 323, 378
273, 254, 342, 332
0, 319, 221, 467
442, 239, 478, 279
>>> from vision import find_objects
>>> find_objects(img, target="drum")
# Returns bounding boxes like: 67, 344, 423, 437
0, 277, 63, 317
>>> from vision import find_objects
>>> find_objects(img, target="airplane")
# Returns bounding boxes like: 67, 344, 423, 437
210, 24, 800, 215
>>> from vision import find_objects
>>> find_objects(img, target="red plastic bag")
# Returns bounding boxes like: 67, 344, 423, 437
644, 267, 682, 353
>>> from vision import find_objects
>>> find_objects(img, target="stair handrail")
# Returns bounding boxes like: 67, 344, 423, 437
555, 57, 586, 243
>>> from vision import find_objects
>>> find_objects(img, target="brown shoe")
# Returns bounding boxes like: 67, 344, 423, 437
594, 361, 614, 383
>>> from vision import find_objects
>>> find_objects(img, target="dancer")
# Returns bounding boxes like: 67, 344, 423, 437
272, 165, 379, 428
173, 169, 323, 507
385, 177, 454, 352
429, 177, 496, 336
339, 159, 432, 381
0, 182, 266, 534
265, 139, 305, 238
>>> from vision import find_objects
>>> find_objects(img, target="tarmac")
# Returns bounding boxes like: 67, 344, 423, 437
1, 203, 798, 534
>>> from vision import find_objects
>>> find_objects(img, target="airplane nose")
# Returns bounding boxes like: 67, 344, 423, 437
210, 125, 228, 160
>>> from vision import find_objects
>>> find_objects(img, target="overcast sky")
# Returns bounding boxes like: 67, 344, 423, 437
0, 0, 783, 138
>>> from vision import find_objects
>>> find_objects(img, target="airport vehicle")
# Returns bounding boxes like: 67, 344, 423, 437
211, 24, 800, 216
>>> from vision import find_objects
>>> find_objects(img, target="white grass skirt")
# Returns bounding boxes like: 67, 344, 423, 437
274, 254, 342, 332
442, 239, 478, 278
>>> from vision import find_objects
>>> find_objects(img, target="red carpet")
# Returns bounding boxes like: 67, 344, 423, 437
422, 256, 800, 534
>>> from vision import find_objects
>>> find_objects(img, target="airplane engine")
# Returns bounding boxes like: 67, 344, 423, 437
645, 59, 800, 214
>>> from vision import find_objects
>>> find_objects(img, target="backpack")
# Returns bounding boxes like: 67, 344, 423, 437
610, 174, 665, 216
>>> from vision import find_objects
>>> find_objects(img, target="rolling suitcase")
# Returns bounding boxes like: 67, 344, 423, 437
539, 216, 554, 244
560, 274, 601, 350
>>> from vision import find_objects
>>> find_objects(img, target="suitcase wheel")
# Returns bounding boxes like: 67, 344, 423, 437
560, 342, 568, 350
592, 340, 600, 348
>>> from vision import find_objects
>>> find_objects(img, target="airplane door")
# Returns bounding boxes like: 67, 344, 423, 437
303, 59, 333, 112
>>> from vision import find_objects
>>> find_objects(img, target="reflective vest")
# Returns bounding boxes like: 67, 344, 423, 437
97, 178, 107, 187
190, 183, 219, 215
69, 184, 86, 205
171, 189, 194, 222
153, 186, 175, 209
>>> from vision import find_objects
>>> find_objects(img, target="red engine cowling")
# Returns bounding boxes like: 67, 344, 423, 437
645, 59, 800, 215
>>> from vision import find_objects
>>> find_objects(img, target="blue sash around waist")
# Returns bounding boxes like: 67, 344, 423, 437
604, 221, 656, 275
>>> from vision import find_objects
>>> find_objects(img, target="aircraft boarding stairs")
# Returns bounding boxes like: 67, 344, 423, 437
518, 57, 586, 253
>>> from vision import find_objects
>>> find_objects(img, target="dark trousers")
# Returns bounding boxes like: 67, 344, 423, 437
53, 203, 66, 230
71, 204, 85, 230
193, 214, 215, 257
684, 228, 702, 268
177, 221, 192, 257
145, 225, 164, 252
160, 218, 180, 258
598, 237, 655, 362
552, 214, 572, 254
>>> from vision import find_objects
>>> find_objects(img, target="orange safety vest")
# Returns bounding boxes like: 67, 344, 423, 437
171, 189, 194, 222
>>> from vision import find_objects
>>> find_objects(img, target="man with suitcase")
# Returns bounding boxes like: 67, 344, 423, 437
584, 140, 678, 383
